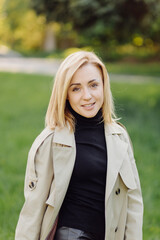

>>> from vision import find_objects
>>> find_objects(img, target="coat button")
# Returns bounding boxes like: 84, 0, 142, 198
115, 188, 120, 195
115, 226, 118, 232
29, 181, 35, 189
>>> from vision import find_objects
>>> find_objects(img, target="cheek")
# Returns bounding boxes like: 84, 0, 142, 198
100, 95, 104, 105
98, 91, 104, 105
68, 93, 78, 106
97, 88, 104, 100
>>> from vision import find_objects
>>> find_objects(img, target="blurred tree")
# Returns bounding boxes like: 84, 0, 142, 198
31, 0, 160, 44
1, 0, 159, 57
0, 0, 58, 51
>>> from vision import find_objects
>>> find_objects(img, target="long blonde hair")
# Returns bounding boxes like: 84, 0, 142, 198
45, 51, 117, 131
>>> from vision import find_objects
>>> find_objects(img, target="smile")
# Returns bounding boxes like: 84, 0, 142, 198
81, 102, 95, 107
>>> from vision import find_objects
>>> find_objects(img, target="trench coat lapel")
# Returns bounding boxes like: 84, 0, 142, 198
53, 126, 75, 147
104, 123, 128, 202
52, 126, 76, 207
51, 124, 128, 207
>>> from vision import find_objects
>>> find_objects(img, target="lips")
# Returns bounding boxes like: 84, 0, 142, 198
81, 102, 95, 108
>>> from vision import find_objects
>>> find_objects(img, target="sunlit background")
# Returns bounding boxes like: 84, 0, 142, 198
0, 0, 160, 59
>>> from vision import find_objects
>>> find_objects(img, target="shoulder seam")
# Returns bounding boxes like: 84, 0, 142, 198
117, 122, 134, 151
117, 121, 127, 131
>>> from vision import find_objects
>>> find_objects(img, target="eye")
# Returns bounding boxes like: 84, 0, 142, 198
72, 87, 80, 92
90, 83, 98, 88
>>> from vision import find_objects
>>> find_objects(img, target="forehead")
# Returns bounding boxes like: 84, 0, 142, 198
70, 63, 103, 83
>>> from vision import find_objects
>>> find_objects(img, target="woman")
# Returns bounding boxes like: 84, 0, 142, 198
15, 51, 143, 240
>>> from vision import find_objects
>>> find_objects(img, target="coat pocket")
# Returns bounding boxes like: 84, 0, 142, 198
119, 154, 137, 190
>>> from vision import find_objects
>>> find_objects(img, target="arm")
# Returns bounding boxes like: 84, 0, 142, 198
123, 129, 143, 240
15, 131, 54, 240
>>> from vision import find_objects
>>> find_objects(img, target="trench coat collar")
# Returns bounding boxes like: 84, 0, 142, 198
104, 122, 128, 202
53, 125, 75, 147
53, 121, 124, 146
104, 122, 124, 136
53, 122, 128, 202
53, 123, 122, 147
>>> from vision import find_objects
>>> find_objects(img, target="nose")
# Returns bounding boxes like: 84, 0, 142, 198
83, 88, 92, 100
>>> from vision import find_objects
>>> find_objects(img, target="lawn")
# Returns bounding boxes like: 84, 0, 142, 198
106, 62, 160, 77
0, 71, 160, 239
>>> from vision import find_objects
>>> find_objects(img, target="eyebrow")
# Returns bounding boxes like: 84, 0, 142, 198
69, 79, 98, 87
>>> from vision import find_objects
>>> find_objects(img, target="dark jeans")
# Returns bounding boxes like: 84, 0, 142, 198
54, 226, 101, 240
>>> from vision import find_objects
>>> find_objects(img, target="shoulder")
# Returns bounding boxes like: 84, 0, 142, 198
105, 121, 128, 136
106, 121, 133, 148
28, 127, 55, 158
116, 121, 129, 136
116, 121, 134, 150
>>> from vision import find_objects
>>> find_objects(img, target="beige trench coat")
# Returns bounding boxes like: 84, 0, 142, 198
15, 122, 143, 240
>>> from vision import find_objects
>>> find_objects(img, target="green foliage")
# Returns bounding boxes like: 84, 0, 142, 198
20, 45, 160, 63
1, 0, 160, 54
96, 43, 160, 62
0, 0, 47, 50
0, 70, 160, 238
31, 0, 160, 44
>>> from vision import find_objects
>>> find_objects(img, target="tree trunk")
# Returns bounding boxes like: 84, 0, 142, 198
43, 25, 56, 52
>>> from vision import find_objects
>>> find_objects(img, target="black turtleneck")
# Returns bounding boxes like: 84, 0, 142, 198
57, 105, 107, 239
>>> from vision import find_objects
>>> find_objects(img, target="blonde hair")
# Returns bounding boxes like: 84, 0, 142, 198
45, 51, 117, 131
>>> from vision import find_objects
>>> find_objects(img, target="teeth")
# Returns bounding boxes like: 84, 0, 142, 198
83, 103, 94, 107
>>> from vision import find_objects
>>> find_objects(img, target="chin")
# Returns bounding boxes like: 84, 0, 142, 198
82, 111, 97, 118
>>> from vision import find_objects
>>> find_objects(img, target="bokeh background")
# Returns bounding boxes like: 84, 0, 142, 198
0, 0, 160, 239
0, 0, 160, 59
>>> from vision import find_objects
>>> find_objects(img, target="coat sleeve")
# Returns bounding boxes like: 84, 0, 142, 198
122, 127, 144, 240
15, 130, 54, 240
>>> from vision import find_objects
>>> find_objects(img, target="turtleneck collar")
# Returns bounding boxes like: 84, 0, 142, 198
67, 101, 103, 127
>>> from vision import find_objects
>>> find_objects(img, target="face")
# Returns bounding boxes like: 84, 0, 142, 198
67, 63, 104, 118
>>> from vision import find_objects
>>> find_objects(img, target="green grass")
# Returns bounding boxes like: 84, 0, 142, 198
106, 62, 160, 77
0, 72, 160, 239
111, 80, 160, 240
